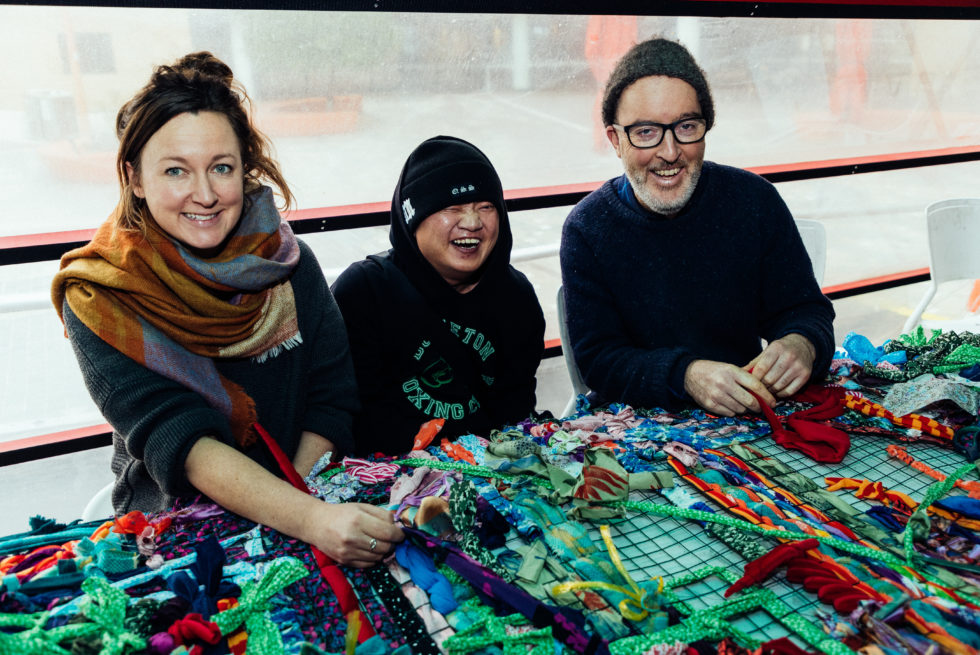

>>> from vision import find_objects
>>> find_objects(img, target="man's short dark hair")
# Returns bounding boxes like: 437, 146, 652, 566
602, 37, 714, 130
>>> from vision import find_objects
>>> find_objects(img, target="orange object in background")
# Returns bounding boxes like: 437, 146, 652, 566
968, 279, 980, 313
585, 15, 637, 151
829, 20, 872, 123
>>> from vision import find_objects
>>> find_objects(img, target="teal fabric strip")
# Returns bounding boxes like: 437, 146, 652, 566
0, 527, 102, 557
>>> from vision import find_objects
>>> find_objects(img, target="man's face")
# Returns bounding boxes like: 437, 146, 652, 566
415, 201, 499, 293
606, 76, 706, 217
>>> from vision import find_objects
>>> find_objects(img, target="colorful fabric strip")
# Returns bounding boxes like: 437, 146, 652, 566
403, 527, 611, 655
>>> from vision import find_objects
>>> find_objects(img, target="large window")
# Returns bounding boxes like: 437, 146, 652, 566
1, 8, 977, 234
1, 6, 978, 442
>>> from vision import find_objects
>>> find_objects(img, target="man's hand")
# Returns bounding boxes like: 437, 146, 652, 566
684, 359, 776, 416
745, 333, 816, 398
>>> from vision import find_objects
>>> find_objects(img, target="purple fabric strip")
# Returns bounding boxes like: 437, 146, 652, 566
9, 545, 62, 576
403, 527, 610, 655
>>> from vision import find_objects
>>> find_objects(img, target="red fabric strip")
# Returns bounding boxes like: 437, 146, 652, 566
254, 422, 375, 643
751, 386, 850, 463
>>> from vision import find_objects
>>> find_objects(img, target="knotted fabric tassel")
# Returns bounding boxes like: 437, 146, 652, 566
78, 576, 148, 654
212, 557, 307, 654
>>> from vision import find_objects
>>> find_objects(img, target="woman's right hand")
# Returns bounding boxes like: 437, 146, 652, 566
306, 501, 405, 568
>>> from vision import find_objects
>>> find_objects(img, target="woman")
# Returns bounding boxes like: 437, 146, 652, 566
332, 136, 545, 455
52, 52, 402, 567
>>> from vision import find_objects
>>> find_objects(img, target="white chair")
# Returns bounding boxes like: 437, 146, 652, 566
902, 199, 980, 336
81, 482, 115, 522
795, 218, 827, 287
557, 285, 589, 417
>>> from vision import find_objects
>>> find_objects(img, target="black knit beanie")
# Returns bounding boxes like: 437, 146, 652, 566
601, 37, 714, 130
396, 136, 504, 232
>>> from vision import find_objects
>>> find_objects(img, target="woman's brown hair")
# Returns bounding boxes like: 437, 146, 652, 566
114, 51, 293, 231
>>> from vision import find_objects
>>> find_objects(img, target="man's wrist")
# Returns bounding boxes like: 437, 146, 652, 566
789, 333, 816, 361
676, 357, 700, 399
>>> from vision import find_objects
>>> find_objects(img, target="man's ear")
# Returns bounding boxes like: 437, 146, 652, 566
605, 126, 623, 159
126, 162, 145, 199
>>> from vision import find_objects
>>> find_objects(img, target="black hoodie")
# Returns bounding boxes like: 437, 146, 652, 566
332, 136, 545, 455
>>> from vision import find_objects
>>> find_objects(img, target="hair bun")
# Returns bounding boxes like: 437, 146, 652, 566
171, 51, 234, 85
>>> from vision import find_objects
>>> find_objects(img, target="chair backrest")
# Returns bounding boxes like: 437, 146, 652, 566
795, 219, 827, 287
556, 285, 589, 402
926, 198, 980, 284
900, 198, 980, 334
81, 482, 115, 521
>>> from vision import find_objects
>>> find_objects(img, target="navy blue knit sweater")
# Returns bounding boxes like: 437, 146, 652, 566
559, 161, 835, 410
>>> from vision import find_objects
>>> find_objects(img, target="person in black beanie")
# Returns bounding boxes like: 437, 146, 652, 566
332, 136, 545, 455
561, 37, 835, 417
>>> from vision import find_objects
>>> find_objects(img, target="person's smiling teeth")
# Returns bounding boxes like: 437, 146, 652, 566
654, 168, 681, 177
184, 212, 218, 222
452, 238, 480, 249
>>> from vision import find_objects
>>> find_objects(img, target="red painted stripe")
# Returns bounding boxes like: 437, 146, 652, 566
746, 145, 980, 176
284, 200, 390, 220
0, 423, 111, 454
691, 0, 980, 5
820, 267, 930, 295
504, 181, 602, 200
0, 229, 96, 249
0, 148, 953, 458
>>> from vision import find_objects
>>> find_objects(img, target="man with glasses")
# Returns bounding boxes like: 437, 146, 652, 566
560, 37, 834, 417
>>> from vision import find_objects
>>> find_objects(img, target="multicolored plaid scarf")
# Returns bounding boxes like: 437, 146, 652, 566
52, 186, 300, 447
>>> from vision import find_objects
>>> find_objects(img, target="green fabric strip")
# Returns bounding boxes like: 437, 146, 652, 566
212, 556, 308, 655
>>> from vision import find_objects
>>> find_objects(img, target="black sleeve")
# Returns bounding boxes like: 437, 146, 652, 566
561, 216, 695, 409
487, 274, 545, 425
331, 263, 424, 455
294, 243, 360, 455
756, 190, 836, 380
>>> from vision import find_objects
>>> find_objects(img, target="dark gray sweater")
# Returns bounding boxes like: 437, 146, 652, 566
64, 239, 359, 513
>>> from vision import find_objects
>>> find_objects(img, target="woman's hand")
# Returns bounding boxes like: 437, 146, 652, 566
185, 437, 403, 568
305, 502, 405, 568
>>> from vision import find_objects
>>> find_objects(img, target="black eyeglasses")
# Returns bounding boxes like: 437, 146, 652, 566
613, 117, 707, 149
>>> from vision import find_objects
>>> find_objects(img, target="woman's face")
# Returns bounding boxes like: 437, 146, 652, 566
129, 111, 244, 257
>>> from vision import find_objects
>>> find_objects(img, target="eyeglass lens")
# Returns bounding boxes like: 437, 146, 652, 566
628, 119, 705, 147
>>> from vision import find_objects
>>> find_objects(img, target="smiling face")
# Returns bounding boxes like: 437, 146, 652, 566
607, 75, 706, 217
415, 201, 500, 293
128, 111, 244, 257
